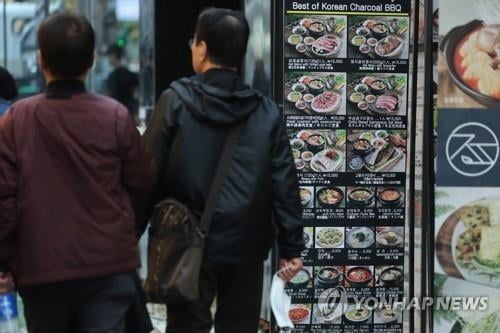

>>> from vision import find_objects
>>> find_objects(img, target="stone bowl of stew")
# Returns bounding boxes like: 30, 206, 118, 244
315, 267, 342, 288
308, 21, 326, 38
379, 266, 403, 287
348, 188, 375, 207
306, 134, 326, 154
369, 79, 386, 95
378, 188, 402, 207
345, 266, 373, 288
317, 187, 344, 208
352, 138, 373, 156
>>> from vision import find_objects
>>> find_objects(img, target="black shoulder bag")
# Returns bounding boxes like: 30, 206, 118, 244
144, 123, 243, 304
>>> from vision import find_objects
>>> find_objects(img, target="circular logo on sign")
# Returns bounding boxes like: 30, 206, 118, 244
445, 122, 499, 177
317, 286, 348, 321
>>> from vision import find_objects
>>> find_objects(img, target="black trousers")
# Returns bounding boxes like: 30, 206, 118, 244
19, 272, 137, 333
166, 261, 264, 333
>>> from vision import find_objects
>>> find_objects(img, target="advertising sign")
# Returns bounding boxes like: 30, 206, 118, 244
281, 1, 411, 331
435, 0, 500, 331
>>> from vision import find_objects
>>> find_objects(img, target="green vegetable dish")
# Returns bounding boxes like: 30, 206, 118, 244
316, 228, 343, 248
459, 312, 500, 333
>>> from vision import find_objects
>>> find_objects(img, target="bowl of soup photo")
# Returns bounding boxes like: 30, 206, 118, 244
315, 267, 342, 288
379, 188, 403, 207
288, 268, 311, 288
348, 188, 375, 207
379, 266, 403, 287
317, 187, 344, 208
306, 134, 326, 154
344, 304, 372, 324
345, 266, 373, 288
352, 138, 373, 156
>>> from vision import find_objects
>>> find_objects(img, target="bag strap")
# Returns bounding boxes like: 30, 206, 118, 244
197, 123, 244, 238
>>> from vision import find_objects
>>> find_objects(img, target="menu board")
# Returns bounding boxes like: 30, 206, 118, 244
435, 0, 500, 331
281, 1, 411, 332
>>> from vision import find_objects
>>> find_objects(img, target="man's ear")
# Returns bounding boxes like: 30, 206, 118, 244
200, 41, 209, 62
37, 50, 44, 69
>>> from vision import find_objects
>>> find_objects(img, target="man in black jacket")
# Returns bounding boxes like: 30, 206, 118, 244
138, 8, 304, 333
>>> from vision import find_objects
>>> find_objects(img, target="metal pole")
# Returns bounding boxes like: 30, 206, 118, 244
422, 0, 436, 331
408, 0, 420, 331
2, 0, 7, 67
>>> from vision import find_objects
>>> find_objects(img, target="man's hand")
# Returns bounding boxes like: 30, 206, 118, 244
0, 272, 14, 293
278, 258, 304, 282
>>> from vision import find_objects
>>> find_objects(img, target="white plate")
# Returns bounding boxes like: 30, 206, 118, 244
374, 35, 404, 58
346, 227, 375, 248
311, 35, 342, 57
311, 92, 342, 114
316, 227, 344, 248
311, 149, 344, 172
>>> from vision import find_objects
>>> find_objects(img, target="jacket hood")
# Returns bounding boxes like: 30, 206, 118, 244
170, 71, 262, 125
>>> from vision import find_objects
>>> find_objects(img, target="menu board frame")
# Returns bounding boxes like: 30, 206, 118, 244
273, 1, 418, 332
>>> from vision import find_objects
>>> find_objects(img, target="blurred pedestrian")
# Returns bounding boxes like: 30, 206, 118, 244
0, 12, 156, 333
106, 44, 139, 119
136, 8, 304, 333
0, 66, 18, 116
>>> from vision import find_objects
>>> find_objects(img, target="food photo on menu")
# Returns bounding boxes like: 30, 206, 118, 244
312, 301, 343, 325
376, 227, 405, 249
438, 0, 500, 109
289, 304, 312, 325
285, 15, 347, 59
434, 274, 500, 332
375, 265, 404, 288
316, 186, 345, 208
315, 227, 345, 249
312, 288, 346, 325
347, 73, 407, 117
343, 303, 373, 325
289, 129, 346, 173
285, 72, 346, 116
300, 186, 315, 209
344, 266, 374, 288
287, 266, 314, 289
303, 227, 314, 249
346, 129, 407, 173
377, 187, 405, 208
348, 16, 410, 59
315, 267, 344, 292
373, 305, 403, 325
436, 192, 500, 289
346, 187, 376, 208
345, 227, 375, 249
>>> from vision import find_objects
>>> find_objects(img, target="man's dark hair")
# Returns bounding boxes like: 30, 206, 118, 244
195, 8, 250, 68
37, 12, 95, 78
0, 66, 18, 101
107, 44, 124, 60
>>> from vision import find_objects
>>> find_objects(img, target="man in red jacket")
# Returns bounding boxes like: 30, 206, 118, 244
0, 13, 156, 333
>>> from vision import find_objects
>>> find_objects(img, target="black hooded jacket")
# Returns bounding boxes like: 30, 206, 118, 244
138, 69, 304, 262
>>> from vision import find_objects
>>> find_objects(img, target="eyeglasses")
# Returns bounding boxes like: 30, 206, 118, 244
188, 38, 194, 49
